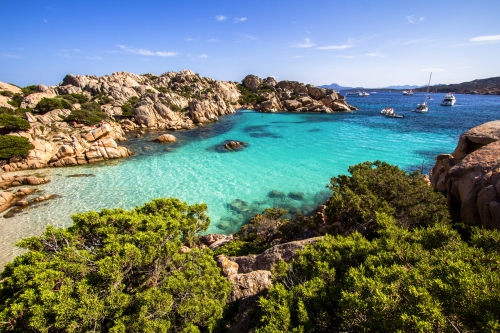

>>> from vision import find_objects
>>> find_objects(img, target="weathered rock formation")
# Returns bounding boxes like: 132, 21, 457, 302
153, 134, 177, 143
240, 74, 356, 113
430, 121, 500, 229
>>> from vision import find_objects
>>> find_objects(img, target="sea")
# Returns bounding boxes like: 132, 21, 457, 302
1, 92, 499, 267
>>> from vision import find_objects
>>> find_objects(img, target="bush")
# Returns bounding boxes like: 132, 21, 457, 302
91, 92, 113, 105
0, 135, 34, 159
0, 114, 30, 133
34, 97, 72, 114
7, 93, 23, 108
0, 107, 33, 117
0, 198, 231, 332
21, 85, 37, 96
121, 96, 140, 117
256, 213, 500, 332
156, 86, 169, 93
237, 84, 262, 105
65, 102, 108, 125
60, 93, 89, 104
0, 90, 13, 97
324, 161, 449, 236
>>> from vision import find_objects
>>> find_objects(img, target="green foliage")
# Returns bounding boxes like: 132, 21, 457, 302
0, 114, 30, 133
146, 88, 155, 94
65, 102, 108, 125
0, 135, 34, 159
0, 106, 34, 117
325, 161, 449, 236
61, 93, 89, 104
237, 207, 289, 246
21, 85, 37, 96
257, 213, 500, 332
0, 198, 231, 333
91, 92, 113, 105
34, 97, 73, 114
121, 96, 140, 117
7, 93, 23, 108
0, 90, 14, 97
237, 84, 262, 105
156, 86, 169, 93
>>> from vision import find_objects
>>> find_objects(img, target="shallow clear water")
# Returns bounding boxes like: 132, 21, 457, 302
1, 92, 499, 267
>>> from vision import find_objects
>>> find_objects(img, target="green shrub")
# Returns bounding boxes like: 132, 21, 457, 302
34, 97, 72, 114
21, 85, 37, 96
121, 96, 140, 117
60, 93, 89, 104
156, 86, 169, 93
0, 135, 34, 159
0, 198, 231, 332
0, 90, 13, 97
213, 240, 269, 257
0, 114, 30, 133
237, 84, 262, 105
65, 102, 107, 125
0, 107, 33, 117
7, 93, 23, 108
324, 161, 449, 236
91, 92, 113, 105
256, 213, 500, 332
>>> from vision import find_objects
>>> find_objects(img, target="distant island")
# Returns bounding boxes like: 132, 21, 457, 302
415, 76, 500, 95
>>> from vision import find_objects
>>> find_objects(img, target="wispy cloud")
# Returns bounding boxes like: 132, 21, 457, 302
57, 53, 71, 58
198, 54, 208, 59
233, 17, 247, 23
337, 55, 354, 59
365, 51, 386, 57
43, 19, 47, 23
469, 34, 500, 42
421, 68, 445, 73
86, 56, 102, 60
215, 15, 227, 21
317, 43, 353, 50
207, 38, 220, 42
407, 15, 425, 24
116, 45, 176, 57
404, 38, 427, 45
291, 38, 315, 48
243, 34, 257, 40
186, 37, 199, 42
0, 52, 22, 59
289, 55, 304, 59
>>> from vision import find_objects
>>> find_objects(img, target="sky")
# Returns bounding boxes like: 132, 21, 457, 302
1, 0, 500, 88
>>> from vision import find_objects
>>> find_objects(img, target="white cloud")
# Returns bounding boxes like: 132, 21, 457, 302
317, 43, 353, 50
0, 52, 22, 59
337, 55, 354, 59
469, 34, 500, 42
233, 17, 247, 23
86, 56, 102, 60
407, 15, 425, 24
421, 68, 445, 73
289, 55, 304, 59
207, 38, 220, 42
198, 54, 208, 59
404, 38, 427, 45
365, 51, 386, 57
116, 45, 176, 57
216, 15, 226, 21
186, 38, 199, 42
291, 38, 315, 48
57, 53, 71, 58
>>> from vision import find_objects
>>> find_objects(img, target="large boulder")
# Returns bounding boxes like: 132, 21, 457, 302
242, 75, 262, 92
228, 270, 272, 302
153, 134, 177, 143
430, 120, 500, 229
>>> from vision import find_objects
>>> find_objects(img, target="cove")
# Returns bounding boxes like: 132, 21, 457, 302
1, 92, 499, 267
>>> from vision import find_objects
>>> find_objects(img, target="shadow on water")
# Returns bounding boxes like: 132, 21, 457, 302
214, 189, 332, 234
243, 124, 283, 139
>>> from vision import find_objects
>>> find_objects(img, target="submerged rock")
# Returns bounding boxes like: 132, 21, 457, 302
153, 133, 177, 143
268, 190, 286, 199
227, 199, 249, 213
288, 191, 305, 201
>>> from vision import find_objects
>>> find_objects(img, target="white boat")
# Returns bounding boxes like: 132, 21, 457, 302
440, 93, 456, 106
381, 107, 393, 115
358, 91, 370, 97
381, 107, 404, 118
412, 73, 432, 113
403, 90, 414, 96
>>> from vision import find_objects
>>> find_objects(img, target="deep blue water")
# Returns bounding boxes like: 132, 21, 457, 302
1, 92, 499, 266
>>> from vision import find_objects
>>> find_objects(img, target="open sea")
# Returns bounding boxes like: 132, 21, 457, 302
1, 92, 499, 267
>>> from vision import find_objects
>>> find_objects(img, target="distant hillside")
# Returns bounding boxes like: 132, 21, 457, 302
320, 83, 355, 90
415, 76, 500, 95
385, 84, 420, 90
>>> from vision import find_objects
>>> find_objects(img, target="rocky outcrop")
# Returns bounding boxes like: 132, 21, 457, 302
228, 270, 272, 302
230, 237, 322, 274
430, 121, 500, 229
241, 75, 356, 113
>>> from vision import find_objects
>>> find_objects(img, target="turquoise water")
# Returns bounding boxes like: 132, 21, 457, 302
1, 92, 499, 266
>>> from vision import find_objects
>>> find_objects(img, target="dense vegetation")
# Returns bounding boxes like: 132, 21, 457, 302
0, 135, 34, 160
65, 102, 108, 125
0, 198, 231, 332
0, 114, 30, 134
257, 213, 500, 332
415, 76, 500, 94
237, 84, 263, 105
120, 96, 140, 117
34, 97, 73, 114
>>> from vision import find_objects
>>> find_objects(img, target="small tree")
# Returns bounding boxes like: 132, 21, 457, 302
34, 97, 73, 114
0, 114, 30, 133
0, 135, 34, 159
65, 102, 108, 125
0, 198, 231, 332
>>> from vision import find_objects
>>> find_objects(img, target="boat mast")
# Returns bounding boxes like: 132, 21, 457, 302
425, 72, 432, 104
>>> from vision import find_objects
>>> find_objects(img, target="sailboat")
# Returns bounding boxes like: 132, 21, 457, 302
412, 72, 432, 113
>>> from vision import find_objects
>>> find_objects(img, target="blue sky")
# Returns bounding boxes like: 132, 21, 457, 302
1, 0, 500, 88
